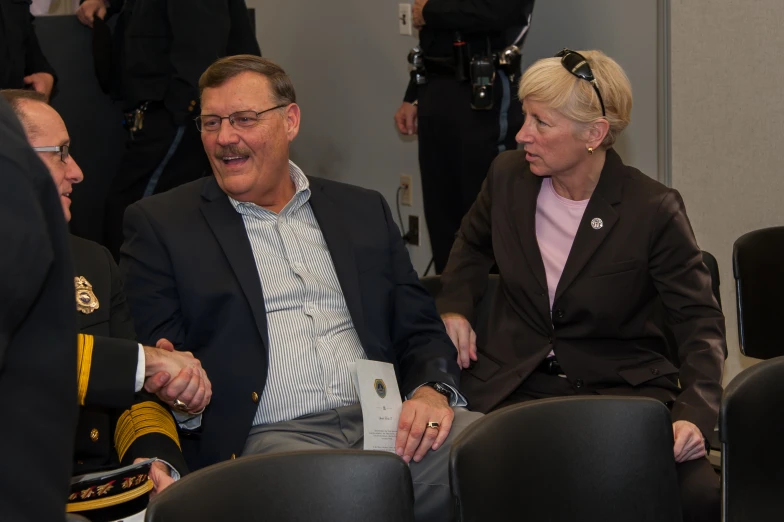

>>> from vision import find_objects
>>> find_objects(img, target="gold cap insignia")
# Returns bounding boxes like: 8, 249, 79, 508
75, 276, 100, 314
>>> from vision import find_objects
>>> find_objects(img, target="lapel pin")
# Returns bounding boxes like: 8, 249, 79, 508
590, 218, 603, 230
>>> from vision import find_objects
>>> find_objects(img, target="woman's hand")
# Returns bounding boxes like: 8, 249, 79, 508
441, 313, 477, 369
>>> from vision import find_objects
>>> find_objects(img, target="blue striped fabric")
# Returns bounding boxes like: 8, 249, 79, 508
229, 161, 368, 426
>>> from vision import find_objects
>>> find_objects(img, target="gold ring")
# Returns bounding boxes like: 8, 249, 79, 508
426, 421, 440, 430
173, 399, 189, 412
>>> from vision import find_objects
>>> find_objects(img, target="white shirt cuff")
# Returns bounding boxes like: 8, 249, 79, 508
172, 410, 203, 430
135, 344, 145, 393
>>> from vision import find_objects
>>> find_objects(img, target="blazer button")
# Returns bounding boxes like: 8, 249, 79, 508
231, 453, 236, 460
251, 392, 260, 403
555, 309, 565, 319
90, 428, 99, 442
651, 368, 660, 375
548, 336, 554, 344
574, 379, 584, 389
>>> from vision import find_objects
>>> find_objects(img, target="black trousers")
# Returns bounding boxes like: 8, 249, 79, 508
103, 103, 210, 260
498, 371, 721, 522
417, 72, 522, 274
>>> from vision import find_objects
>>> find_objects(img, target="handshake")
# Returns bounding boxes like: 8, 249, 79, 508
142, 339, 212, 415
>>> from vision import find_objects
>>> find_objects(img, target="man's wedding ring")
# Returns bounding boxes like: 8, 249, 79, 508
426, 421, 440, 430
173, 399, 189, 412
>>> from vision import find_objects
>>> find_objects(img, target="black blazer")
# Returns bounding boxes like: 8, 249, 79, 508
70, 235, 187, 478
438, 149, 726, 436
0, 98, 76, 522
121, 176, 460, 470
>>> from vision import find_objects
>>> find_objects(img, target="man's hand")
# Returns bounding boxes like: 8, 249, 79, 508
412, 0, 428, 29
134, 458, 175, 499
143, 339, 212, 414
76, 0, 107, 28
394, 102, 418, 136
673, 420, 707, 463
441, 313, 477, 369
395, 386, 454, 464
22, 73, 54, 100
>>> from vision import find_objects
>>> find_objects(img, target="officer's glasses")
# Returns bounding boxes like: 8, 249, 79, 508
555, 48, 606, 117
195, 105, 288, 132
32, 144, 70, 164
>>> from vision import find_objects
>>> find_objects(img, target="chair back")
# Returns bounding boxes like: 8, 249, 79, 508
449, 397, 682, 522
145, 450, 415, 522
719, 356, 784, 521
733, 227, 784, 359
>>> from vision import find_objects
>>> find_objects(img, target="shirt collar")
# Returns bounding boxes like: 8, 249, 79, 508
229, 160, 310, 214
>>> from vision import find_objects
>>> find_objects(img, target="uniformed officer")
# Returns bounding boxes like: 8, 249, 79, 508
394, 0, 535, 273
3, 89, 210, 522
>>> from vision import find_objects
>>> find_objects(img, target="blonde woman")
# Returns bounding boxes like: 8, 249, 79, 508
438, 49, 724, 522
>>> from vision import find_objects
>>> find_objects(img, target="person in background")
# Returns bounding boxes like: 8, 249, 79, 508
76, 0, 261, 260
0, 0, 56, 98
437, 50, 725, 522
394, 0, 534, 274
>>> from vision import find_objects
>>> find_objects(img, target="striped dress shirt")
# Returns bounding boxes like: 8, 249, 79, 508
230, 161, 368, 426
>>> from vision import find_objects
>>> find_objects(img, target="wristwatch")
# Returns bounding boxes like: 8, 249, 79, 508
426, 382, 453, 401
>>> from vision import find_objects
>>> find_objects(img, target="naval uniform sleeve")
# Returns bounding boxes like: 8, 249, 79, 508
114, 394, 189, 475
77, 333, 140, 409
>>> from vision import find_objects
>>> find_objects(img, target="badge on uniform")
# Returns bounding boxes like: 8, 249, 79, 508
75, 276, 100, 314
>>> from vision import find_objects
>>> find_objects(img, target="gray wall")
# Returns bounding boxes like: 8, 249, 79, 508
670, 0, 784, 384
246, 0, 666, 271
247, 0, 431, 272
521, 0, 663, 182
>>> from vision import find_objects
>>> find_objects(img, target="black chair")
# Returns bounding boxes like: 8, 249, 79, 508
719, 356, 784, 522
449, 397, 682, 522
733, 227, 784, 359
145, 450, 415, 522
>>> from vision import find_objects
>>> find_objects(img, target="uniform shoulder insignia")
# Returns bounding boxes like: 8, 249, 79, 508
75, 276, 100, 314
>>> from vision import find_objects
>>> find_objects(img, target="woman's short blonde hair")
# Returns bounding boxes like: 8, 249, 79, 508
518, 50, 632, 148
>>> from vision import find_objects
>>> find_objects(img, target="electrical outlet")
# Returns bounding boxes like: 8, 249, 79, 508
400, 174, 412, 206
407, 215, 420, 246
398, 3, 413, 36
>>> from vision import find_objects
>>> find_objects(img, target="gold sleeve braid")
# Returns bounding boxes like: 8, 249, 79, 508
114, 401, 182, 462
76, 333, 94, 406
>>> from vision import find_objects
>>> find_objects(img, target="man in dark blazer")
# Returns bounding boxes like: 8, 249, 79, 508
4, 89, 201, 521
0, 96, 75, 522
121, 55, 479, 522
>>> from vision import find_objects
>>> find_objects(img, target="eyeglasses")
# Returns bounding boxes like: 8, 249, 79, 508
32, 144, 70, 163
555, 49, 606, 117
195, 105, 288, 132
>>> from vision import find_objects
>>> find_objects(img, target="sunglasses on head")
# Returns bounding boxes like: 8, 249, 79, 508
555, 48, 606, 117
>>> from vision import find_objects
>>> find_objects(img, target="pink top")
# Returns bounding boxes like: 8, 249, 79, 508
535, 178, 590, 311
